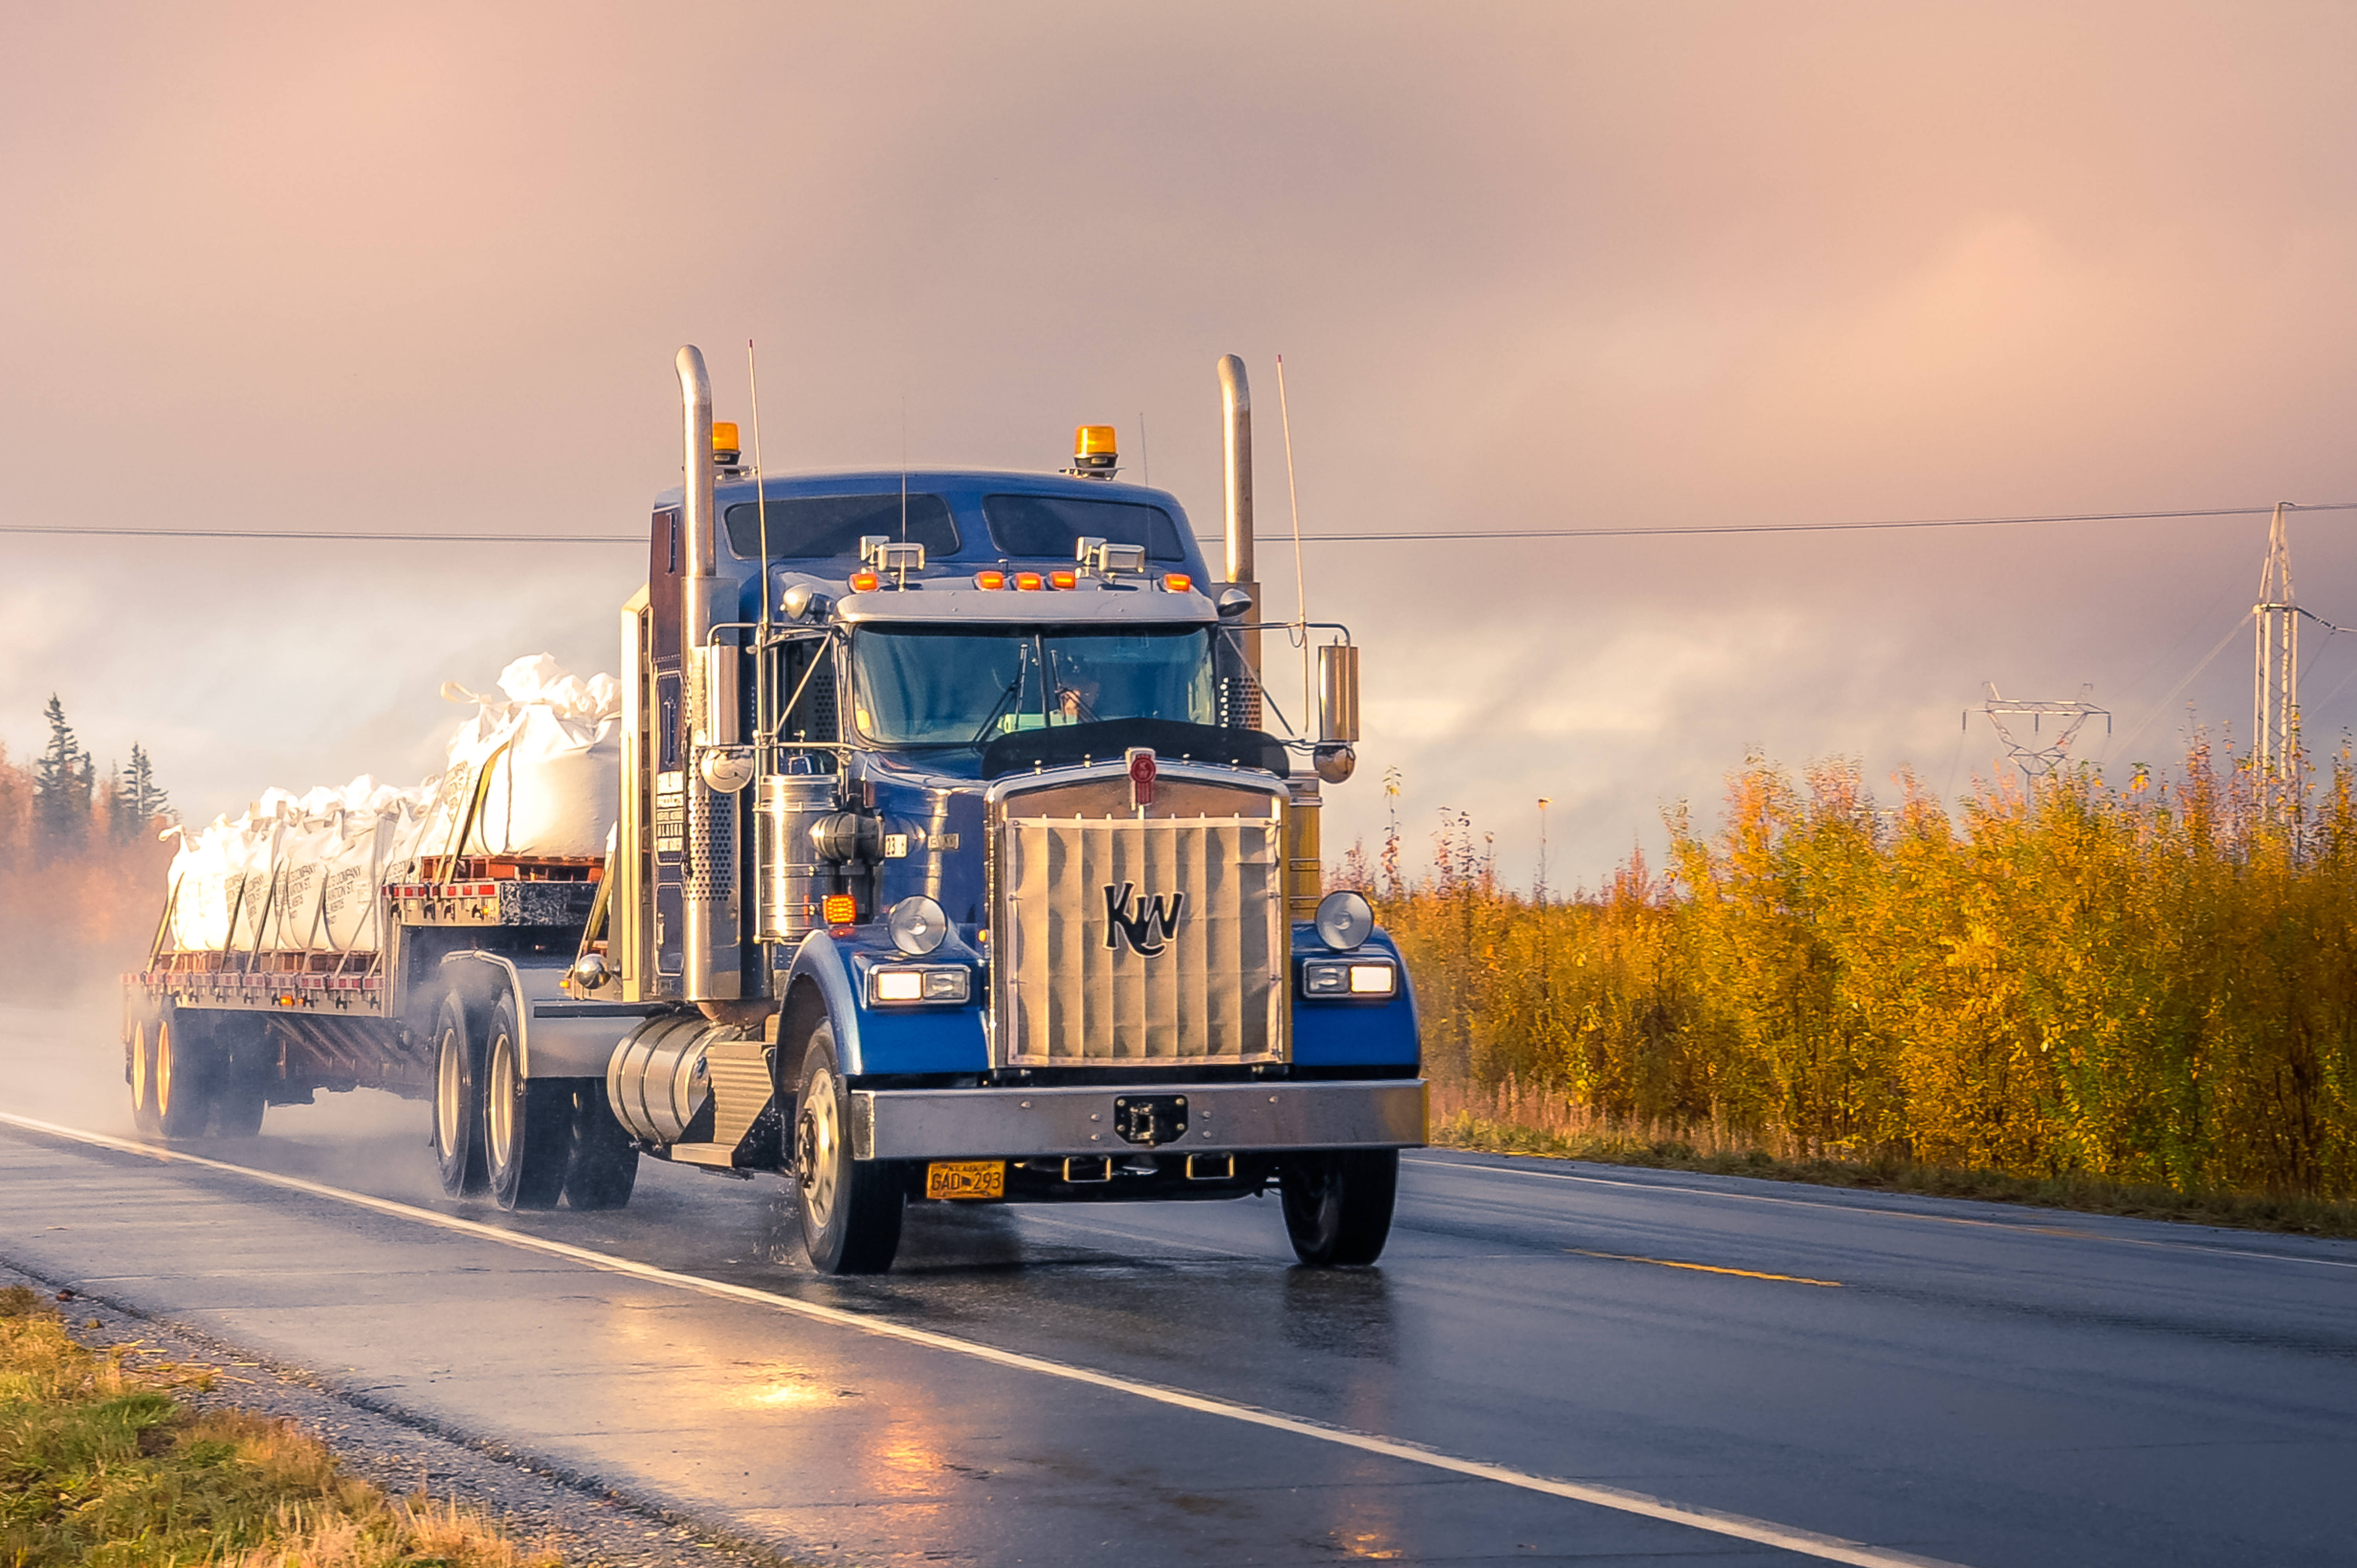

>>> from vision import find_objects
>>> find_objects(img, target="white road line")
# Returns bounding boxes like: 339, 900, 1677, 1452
0, 1110, 1967, 1568
1406, 1154, 2357, 1272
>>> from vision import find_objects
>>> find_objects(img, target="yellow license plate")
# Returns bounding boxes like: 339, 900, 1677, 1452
926, 1160, 1006, 1200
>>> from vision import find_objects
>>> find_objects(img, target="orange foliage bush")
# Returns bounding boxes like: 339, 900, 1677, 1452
1372, 742, 2357, 1200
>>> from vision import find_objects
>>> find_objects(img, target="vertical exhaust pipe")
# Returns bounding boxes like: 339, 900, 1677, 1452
1217, 354, 1262, 727
675, 346, 740, 1001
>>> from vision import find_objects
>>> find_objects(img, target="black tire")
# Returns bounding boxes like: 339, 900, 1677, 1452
793, 1024, 902, 1274
208, 1013, 269, 1138
484, 995, 569, 1213
153, 1008, 216, 1141
1279, 1149, 1399, 1267
561, 1079, 639, 1211
128, 1014, 162, 1136
432, 991, 488, 1198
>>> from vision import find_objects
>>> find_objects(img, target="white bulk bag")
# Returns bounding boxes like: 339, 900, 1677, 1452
166, 821, 233, 953
224, 809, 284, 952
320, 809, 390, 953
436, 654, 620, 859
269, 813, 339, 953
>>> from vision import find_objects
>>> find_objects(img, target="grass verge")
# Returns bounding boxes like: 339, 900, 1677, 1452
0, 1284, 558, 1568
1430, 1110, 2357, 1241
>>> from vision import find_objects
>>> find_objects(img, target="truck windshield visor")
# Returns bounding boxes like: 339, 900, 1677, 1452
850, 625, 1216, 747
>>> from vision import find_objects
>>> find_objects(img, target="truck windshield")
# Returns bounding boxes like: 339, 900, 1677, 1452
850, 625, 1217, 747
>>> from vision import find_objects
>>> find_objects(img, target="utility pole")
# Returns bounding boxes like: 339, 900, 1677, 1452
1969, 683, 2110, 785
2255, 500, 2298, 776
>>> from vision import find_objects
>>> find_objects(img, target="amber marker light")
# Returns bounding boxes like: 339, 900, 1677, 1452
711, 421, 741, 459
823, 894, 857, 927
1072, 424, 1118, 474
1015, 572, 1045, 591
1163, 572, 1193, 592
1049, 569, 1077, 590
849, 571, 880, 592
975, 570, 1006, 590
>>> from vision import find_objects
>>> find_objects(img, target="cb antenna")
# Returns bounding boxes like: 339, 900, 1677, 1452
1276, 354, 1310, 733
748, 339, 770, 632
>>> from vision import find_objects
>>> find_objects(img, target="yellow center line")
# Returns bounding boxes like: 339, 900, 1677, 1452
1567, 1248, 1843, 1287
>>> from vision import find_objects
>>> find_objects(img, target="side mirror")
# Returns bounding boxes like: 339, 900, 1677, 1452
1317, 643, 1360, 744
1216, 588, 1253, 620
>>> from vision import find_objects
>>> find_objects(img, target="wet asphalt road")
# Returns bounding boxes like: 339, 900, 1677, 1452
2, 1017, 2354, 1566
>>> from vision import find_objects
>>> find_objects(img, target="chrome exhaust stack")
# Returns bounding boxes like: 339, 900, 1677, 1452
1217, 354, 1262, 727
674, 346, 742, 1001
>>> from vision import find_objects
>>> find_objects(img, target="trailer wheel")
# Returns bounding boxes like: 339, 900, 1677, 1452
561, 1081, 638, 1211
1279, 1149, 1399, 1267
432, 991, 489, 1198
129, 1015, 162, 1136
793, 1024, 902, 1275
153, 1009, 215, 1141
208, 1013, 268, 1138
483, 995, 568, 1212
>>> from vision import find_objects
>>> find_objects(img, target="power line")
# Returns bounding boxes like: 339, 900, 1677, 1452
6, 498, 2355, 546
1265, 500, 2357, 544
0, 526, 638, 542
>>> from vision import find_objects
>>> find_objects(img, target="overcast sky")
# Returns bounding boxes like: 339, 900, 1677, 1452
7, 1, 2357, 890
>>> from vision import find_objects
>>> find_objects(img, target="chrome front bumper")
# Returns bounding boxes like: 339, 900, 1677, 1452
847, 1079, 1426, 1161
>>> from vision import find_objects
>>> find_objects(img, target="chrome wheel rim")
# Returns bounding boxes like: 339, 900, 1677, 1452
436, 1028, 464, 1156
486, 1031, 517, 1173
131, 1022, 150, 1112
798, 1064, 841, 1230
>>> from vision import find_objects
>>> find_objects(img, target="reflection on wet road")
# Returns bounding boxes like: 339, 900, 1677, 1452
2, 1039, 2354, 1566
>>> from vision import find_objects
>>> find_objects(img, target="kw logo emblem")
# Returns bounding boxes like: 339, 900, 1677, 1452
1102, 882, 1186, 956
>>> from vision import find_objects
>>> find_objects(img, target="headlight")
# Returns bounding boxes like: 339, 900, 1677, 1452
887, 895, 949, 956
1301, 958, 1397, 998
1313, 889, 1374, 952
868, 964, 971, 1006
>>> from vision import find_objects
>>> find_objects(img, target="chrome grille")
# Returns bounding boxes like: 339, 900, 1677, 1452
999, 810, 1285, 1066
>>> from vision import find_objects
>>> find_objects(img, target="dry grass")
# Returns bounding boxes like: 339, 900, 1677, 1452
0, 1284, 559, 1568
1429, 1080, 2357, 1240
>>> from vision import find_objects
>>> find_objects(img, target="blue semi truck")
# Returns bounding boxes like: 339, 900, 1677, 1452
125, 348, 1424, 1274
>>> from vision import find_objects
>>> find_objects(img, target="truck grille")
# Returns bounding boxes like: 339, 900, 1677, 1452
998, 810, 1285, 1066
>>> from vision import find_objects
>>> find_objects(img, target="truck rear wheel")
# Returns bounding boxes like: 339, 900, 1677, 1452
153, 1009, 216, 1141
1279, 1149, 1399, 1267
432, 992, 488, 1198
484, 995, 570, 1212
561, 1081, 638, 1211
793, 1025, 902, 1275
129, 1015, 162, 1136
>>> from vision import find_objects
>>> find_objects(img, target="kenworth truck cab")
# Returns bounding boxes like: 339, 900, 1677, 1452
125, 348, 1423, 1275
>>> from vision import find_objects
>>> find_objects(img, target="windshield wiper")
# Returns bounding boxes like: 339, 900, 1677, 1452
968, 676, 1024, 750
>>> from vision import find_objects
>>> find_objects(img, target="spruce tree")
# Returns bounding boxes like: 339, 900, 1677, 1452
113, 744, 169, 843
32, 695, 95, 861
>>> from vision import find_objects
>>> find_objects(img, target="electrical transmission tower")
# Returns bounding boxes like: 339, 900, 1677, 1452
1970, 682, 2110, 783
2255, 500, 2298, 775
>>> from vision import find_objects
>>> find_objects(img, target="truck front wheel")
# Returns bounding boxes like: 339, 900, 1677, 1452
1279, 1149, 1400, 1267
432, 992, 488, 1198
793, 1024, 902, 1275
483, 995, 570, 1212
